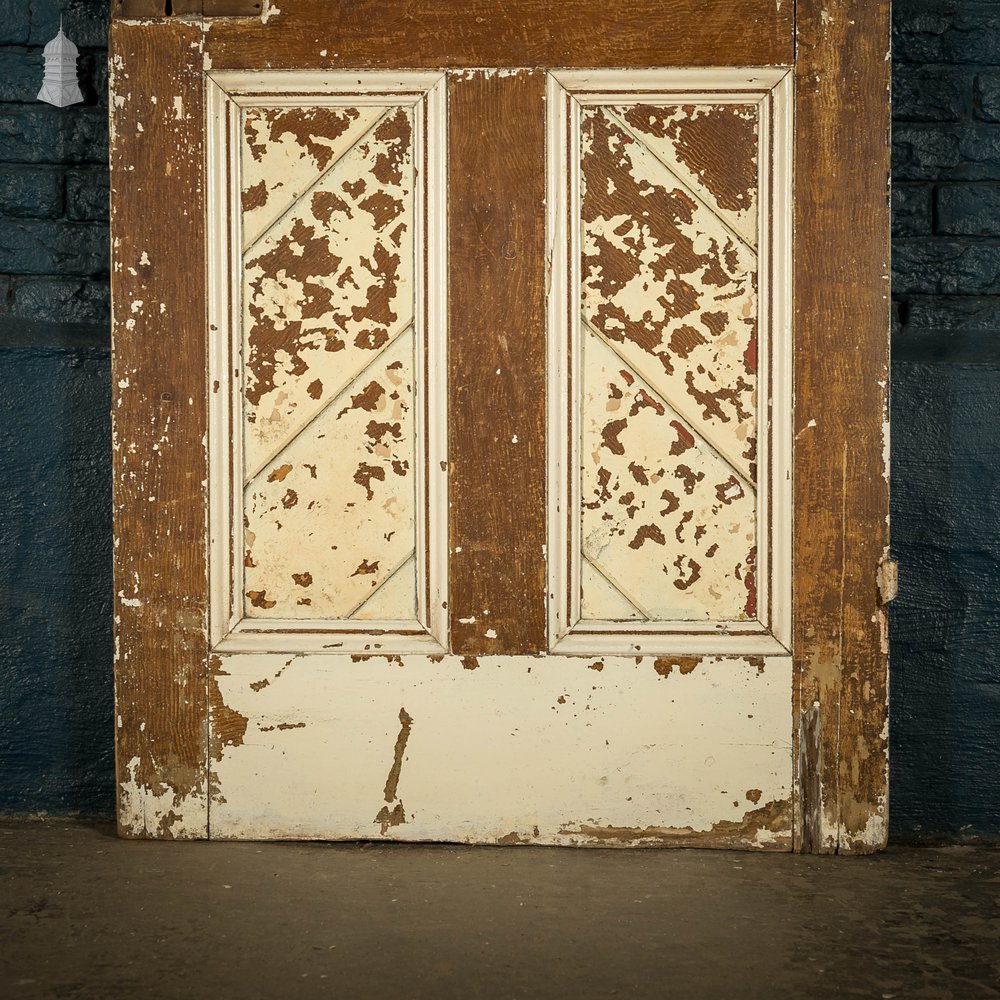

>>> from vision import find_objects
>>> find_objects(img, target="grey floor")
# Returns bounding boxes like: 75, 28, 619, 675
2, 822, 999, 999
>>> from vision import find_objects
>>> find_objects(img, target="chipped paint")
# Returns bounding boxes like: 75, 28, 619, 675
118, 756, 207, 840
239, 102, 418, 622
558, 797, 792, 850
208, 654, 792, 843
577, 102, 759, 623
260, 1, 282, 24
375, 707, 412, 834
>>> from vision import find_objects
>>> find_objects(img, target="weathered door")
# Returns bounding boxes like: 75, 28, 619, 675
110, 1, 891, 852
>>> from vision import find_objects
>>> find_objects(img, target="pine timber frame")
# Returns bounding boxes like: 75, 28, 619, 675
109, 1, 891, 852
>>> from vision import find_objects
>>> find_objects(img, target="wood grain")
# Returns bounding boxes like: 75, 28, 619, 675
204, 1, 793, 70
113, 1, 260, 15
110, 20, 209, 838
792, 0, 891, 853
448, 71, 547, 655
114, 0, 171, 17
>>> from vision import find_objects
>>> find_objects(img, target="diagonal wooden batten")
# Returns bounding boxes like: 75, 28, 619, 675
581, 554, 651, 621
241, 106, 393, 254
345, 550, 417, 620
603, 105, 758, 255
581, 316, 756, 493
243, 321, 414, 485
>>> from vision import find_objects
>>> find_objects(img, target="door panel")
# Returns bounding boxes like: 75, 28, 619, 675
546, 70, 791, 656
111, 1, 890, 852
209, 652, 793, 846
207, 72, 448, 654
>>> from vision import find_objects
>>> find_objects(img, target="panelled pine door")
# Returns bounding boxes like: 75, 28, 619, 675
110, 1, 891, 852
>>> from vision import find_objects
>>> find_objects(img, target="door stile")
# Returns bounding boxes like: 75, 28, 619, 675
110, 19, 212, 839
792, 0, 891, 854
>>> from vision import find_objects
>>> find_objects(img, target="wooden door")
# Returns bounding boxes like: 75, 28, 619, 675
110, 1, 891, 852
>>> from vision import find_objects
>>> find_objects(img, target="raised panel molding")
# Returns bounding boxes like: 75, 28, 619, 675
207, 72, 448, 654
546, 68, 793, 656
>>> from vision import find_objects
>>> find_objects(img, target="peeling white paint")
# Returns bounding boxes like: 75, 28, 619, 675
210, 654, 793, 844
118, 756, 206, 840
260, 1, 282, 24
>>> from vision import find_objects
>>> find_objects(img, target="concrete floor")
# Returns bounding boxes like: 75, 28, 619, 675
1, 822, 999, 999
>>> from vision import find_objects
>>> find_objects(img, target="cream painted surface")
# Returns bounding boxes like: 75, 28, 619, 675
546, 69, 793, 655
612, 104, 759, 248
203, 68, 795, 846
210, 654, 793, 845
581, 105, 759, 482
581, 329, 756, 621
244, 332, 417, 619
207, 72, 448, 652
241, 104, 415, 479
241, 106, 382, 247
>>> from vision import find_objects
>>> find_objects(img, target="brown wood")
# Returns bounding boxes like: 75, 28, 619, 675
203, 1, 794, 70
114, 0, 260, 15
110, 0, 891, 849
114, 0, 171, 18
203, 0, 262, 15
448, 71, 547, 656
110, 20, 209, 839
792, 0, 891, 854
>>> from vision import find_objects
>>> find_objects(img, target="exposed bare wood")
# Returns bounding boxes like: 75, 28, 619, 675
114, 0, 261, 15
448, 71, 547, 655
792, 0, 891, 854
109, 1, 890, 850
204, 0, 262, 15
110, 20, 209, 839
114, 0, 172, 18
203, 1, 794, 70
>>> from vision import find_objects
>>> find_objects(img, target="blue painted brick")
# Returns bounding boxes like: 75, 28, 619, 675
890, 361, 1000, 839
0, 107, 107, 165
894, 125, 1000, 181
893, 185, 932, 237
936, 184, 1000, 235
0, 0, 108, 47
66, 168, 108, 222
0, 345, 113, 816
0, 51, 45, 104
893, 239, 1000, 294
78, 50, 109, 108
893, 67, 968, 123
893, 295, 1000, 363
5, 277, 109, 326
28, 0, 109, 49
0, 167, 63, 219
893, 2, 1000, 65
975, 73, 1000, 123
0, 219, 108, 277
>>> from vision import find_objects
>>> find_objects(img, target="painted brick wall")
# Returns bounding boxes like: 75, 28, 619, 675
0, 1, 997, 839
891, 0, 1000, 841
0, 0, 113, 816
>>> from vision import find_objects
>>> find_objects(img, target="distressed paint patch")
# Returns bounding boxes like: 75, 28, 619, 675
375, 707, 412, 835
241, 105, 414, 478
576, 101, 760, 626
617, 103, 759, 244
580, 107, 757, 483
243, 332, 416, 618
208, 653, 792, 844
118, 755, 207, 840
557, 797, 792, 850
581, 331, 756, 620
241, 105, 382, 244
